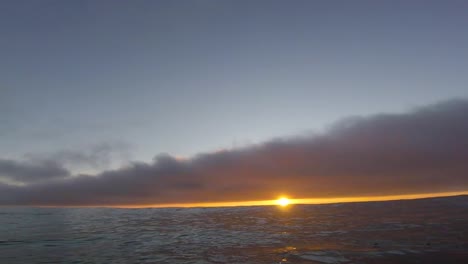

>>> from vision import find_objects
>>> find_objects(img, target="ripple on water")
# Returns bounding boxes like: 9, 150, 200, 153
1, 196, 468, 263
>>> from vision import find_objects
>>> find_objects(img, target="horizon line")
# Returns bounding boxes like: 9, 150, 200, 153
8, 190, 468, 209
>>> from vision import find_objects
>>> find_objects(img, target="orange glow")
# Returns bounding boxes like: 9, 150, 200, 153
276, 197, 290, 207
31, 190, 468, 209
106, 190, 468, 209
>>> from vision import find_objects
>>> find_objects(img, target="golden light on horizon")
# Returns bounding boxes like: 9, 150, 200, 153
276, 197, 290, 207
92, 191, 468, 209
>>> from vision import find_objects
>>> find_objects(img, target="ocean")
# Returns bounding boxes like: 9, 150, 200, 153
1, 196, 467, 263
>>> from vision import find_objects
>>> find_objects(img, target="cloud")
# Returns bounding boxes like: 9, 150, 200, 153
1, 99, 468, 206
0, 159, 70, 184
24, 141, 132, 170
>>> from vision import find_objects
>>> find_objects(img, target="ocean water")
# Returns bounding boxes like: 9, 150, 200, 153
1, 196, 468, 263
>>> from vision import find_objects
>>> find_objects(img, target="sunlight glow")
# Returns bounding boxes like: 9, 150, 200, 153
77, 190, 468, 209
277, 197, 290, 207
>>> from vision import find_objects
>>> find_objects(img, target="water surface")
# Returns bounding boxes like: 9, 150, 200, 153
1, 196, 468, 263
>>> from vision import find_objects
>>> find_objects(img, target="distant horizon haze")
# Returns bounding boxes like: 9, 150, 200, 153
1, 99, 468, 206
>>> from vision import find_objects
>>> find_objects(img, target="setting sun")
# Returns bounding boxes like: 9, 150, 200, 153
277, 197, 290, 207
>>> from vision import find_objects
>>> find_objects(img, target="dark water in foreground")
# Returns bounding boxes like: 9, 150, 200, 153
1, 196, 468, 264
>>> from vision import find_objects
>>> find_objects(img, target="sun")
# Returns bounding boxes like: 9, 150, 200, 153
277, 197, 290, 207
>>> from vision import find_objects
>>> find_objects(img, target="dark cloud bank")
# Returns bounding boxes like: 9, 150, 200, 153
1, 99, 468, 206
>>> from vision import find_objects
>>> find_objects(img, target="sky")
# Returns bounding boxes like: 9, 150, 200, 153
1, 1, 468, 206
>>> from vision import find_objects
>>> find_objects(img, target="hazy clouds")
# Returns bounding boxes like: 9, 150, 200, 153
0, 159, 69, 184
1, 99, 468, 206
23, 141, 132, 171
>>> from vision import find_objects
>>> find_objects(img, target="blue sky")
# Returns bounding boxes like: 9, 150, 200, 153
2, 0, 468, 173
